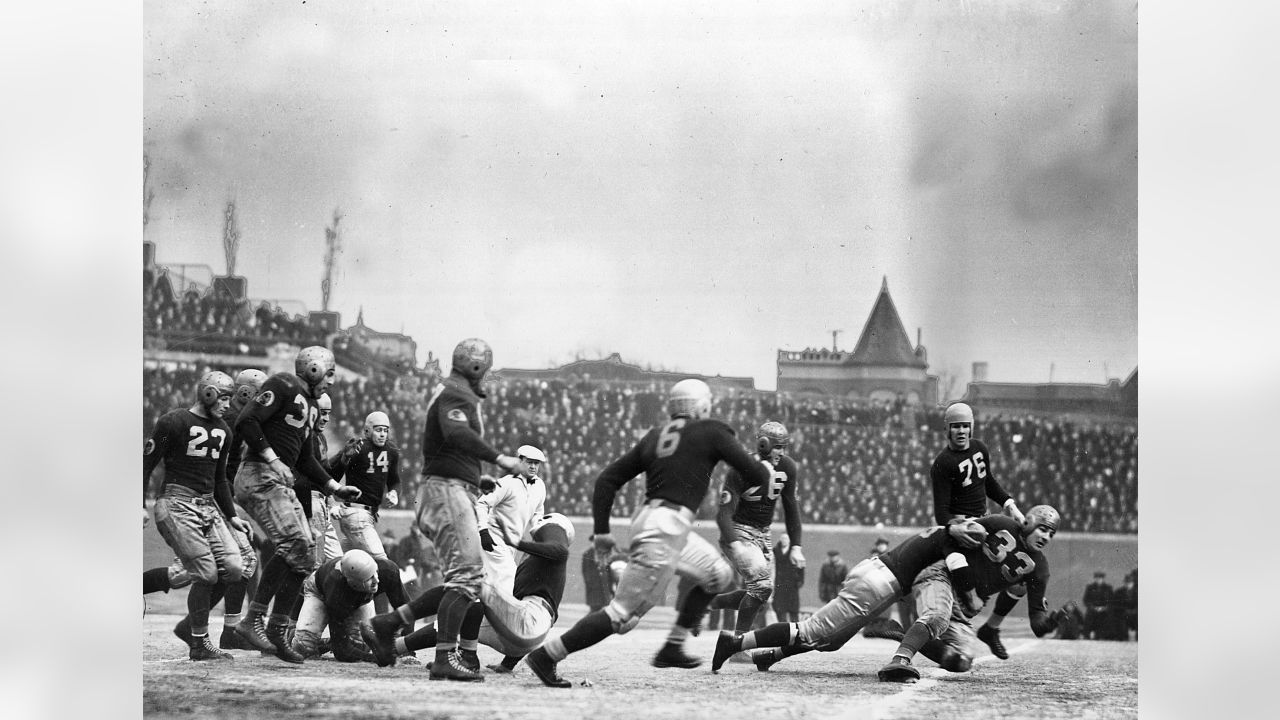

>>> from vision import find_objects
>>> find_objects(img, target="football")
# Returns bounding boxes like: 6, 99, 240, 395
959, 520, 988, 544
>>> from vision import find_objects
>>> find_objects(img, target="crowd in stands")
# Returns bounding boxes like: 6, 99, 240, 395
143, 269, 327, 350
143, 366, 1138, 534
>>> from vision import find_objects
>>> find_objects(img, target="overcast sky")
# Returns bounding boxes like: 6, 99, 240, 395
143, 0, 1137, 392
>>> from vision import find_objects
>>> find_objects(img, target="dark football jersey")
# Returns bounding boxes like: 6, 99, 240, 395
930, 439, 1013, 525
966, 514, 1052, 613
144, 408, 231, 496
330, 438, 401, 506
593, 417, 771, 533
510, 524, 570, 621
234, 372, 331, 484
313, 556, 375, 623
878, 526, 964, 590
727, 453, 799, 530
420, 377, 500, 487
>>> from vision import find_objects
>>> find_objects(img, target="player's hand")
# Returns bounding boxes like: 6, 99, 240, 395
593, 533, 617, 566
959, 590, 985, 618
788, 544, 806, 569
228, 516, 252, 536
142, 507, 152, 528
948, 520, 984, 549
268, 458, 295, 484
342, 436, 362, 460
479, 475, 497, 494
383, 489, 398, 507
1006, 505, 1026, 525
479, 527, 496, 552
333, 485, 361, 502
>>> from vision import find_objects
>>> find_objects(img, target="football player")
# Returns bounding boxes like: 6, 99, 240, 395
367, 513, 574, 675
878, 505, 1062, 682
144, 371, 253, 661
232, 346, 361, 663
291, 549, 407, 662
710, 421, 804, 661
476, 444, 549, 594
711, 520, 987, 672
523, 378, 773, 688
930, 402, 1028, 659
363, 338, 532, 682
327, 410, 402, 560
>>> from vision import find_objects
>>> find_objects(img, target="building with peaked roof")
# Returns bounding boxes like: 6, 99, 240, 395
775, 277, 938, 405
497, 352, 755, 391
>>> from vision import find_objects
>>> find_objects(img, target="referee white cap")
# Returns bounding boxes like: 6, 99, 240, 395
517, 445, 547, 463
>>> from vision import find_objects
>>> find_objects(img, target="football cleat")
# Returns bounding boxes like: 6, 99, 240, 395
458, 648, 481, 673
265, 622, 304, 664
877, 656, 920, 683
233, 615, 275, 653
360, 615, 400, 668
752, 649, 779, 672
652, 643, 701, 669
429, 650, 484, 682
711, 631, 738, 673
486, 662, 515, 674
219, 625, 259, 651
189, 635, 234, 662
977, 624, 1009, 660
399, 653, 423, 666
524, 648, 571, 688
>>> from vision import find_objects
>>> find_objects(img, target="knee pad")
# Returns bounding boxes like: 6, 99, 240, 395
282, 538, 318, 574
1005, 584, 1028, 599
744, 579, 774, 603
167, 561, 192, 590
218, 562, 245, 584
936, 647, 973, 673
919, 611, 950, 640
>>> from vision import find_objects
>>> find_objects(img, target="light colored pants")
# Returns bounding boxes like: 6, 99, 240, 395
334, 503, 387, 560
481, 540, 519, 595
801, 556, 902, 651
234, 461, 315, 573
605, 500, 735, 629
479, 582, 555, 656
415, 476, 483, 600
310, 491, 343, 565
153, 485, 243, 585
720, 521, 775, 600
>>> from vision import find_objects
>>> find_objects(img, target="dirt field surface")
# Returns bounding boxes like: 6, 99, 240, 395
143, 602, 1137, 720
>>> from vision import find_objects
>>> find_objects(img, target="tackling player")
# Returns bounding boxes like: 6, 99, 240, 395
327, 410, 402, 560
711, 520, 987, 672
930, 402, 1028, 659
878, 506, 1062, 682
145, 371, 253, 661
710, 421, 804, 659
366, 513, 574, 677
232, 346, 362, 663
523, 378, 773, 687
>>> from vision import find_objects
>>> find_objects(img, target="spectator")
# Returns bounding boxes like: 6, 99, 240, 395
1083, 571, 1114, 640
818, 550, 848, 603
1110, 571, 1138, 641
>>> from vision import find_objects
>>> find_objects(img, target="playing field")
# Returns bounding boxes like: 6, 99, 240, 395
143, 598, 1137, 720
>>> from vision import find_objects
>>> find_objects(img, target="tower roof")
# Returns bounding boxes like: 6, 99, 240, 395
850, 277, 926, 368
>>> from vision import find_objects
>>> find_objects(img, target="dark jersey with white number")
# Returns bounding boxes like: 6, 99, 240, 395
965, 515, 1052, 613
725, 453, 802, 545
329, 437, 401, 507
313, 555, 402, 624
143, 408, 234, 517
930, 439, 1013, 526
592, 417, 771, 535
879, 525, 967, 590
234, 372, 330, 485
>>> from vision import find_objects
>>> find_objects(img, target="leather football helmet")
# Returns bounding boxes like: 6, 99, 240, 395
1022, 505, 1061, 535
196, 371, 235, 409
944, 402, 974, 426
295, 346, 336, 387
233, 369, 268, 404
532, 513, 576, 545
667, 378, 712, 419
451, 338, 493, 383
756, 421, 790, 456
338, 549, 378, 591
